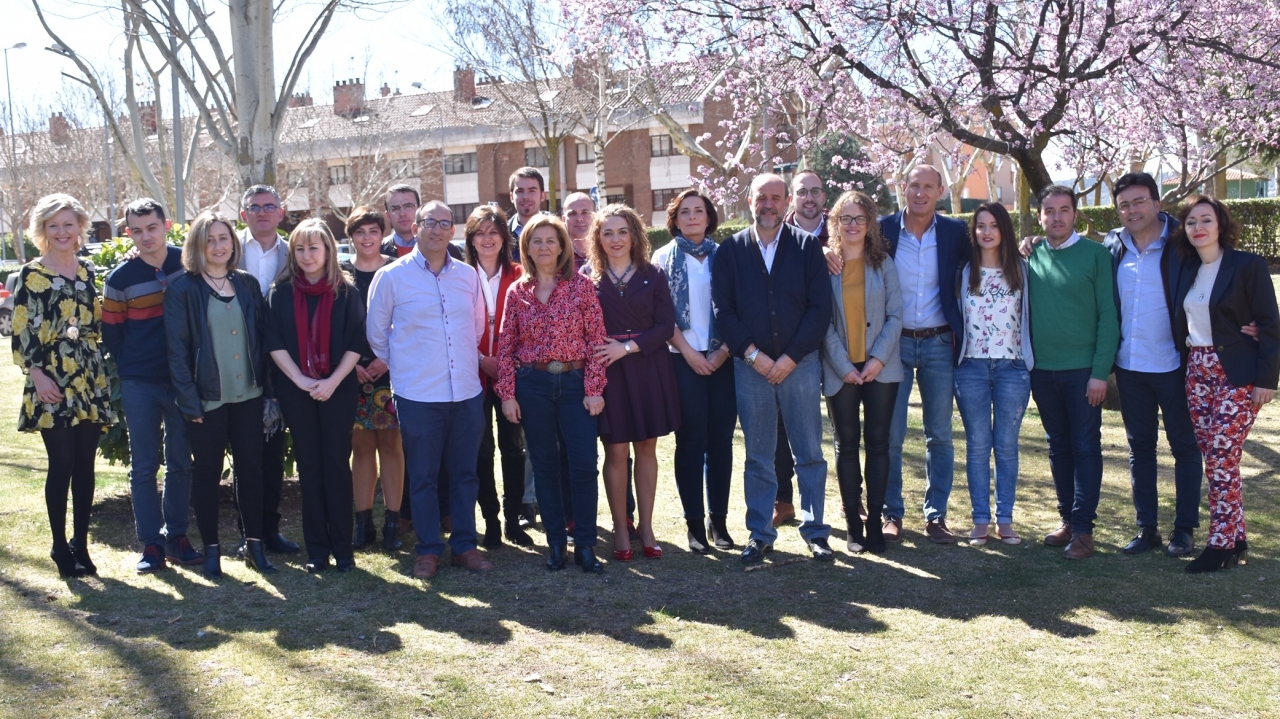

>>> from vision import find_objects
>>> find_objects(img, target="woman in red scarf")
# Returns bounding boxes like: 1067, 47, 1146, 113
264, 218, 368, 573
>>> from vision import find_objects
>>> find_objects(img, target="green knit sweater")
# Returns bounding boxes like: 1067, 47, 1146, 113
1028, 238, 1119, 380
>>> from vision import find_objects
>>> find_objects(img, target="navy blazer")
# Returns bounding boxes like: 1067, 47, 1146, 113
711, 224, 832, 363
1172, 246, 1280, 390
880, 212, 971, 335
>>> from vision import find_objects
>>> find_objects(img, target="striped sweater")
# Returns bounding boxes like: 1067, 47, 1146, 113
102, 246, 187, 383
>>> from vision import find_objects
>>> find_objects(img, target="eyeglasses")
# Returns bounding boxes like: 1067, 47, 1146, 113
246, 203, 278, 215
1117, 197, 1151, 213
387, 203, 418, 214
793, 188, 824, 199
419, 218, 454, 230
837, 215, 870, 227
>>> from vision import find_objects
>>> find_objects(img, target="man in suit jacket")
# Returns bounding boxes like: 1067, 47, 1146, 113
237, 184, 300, 555
879, 165, 970, 544
711, 173, 834, 563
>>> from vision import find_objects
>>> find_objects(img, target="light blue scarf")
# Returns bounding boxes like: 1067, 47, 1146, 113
663, 234, 721, 351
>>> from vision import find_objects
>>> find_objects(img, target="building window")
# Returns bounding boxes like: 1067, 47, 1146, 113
328, 164, 349, 185
286, 168, 307, 188
450, 202, 480, 225
444, 152, 477, 175
390, 158, 420, 178
576, 142, 596, 164
650, 134, 675, 158
652, 188, 684, 211
605, 193, 627, 206
525, 147, 549, 167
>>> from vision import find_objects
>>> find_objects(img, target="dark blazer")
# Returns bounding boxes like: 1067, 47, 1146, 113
1102, 213, 1185, 328
880, 212, 971, 335
1172, 246, 1280, 389
164, 271, 269, 421
262, 278, 370, 392
711, 224, 832, 363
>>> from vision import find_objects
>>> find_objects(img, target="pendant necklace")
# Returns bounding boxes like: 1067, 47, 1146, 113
608, 263, 633, 296
206, 272, 231, 296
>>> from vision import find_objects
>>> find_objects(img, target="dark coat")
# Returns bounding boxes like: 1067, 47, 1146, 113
164, 271, 269, 421
1101, 213, 1185, 330
262, 278, 370, 391
1172, 246, 1280, 389
880, 212, 971, 336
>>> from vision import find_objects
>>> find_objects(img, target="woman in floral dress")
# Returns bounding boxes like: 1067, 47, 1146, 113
12, 194, 117, 577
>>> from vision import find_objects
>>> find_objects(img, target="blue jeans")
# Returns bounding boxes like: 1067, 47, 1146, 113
953, 359, 1031, 525
396, 393, 484, 557
735, 353, 829, 544
120, 379, 193, 547
887, 332, 955, 522
1030, 368, 1103, 534
1114, 367, 1203, 530
517, 367, 599, 548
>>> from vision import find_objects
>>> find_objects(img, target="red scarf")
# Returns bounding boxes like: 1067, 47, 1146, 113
293, 275, 334, 379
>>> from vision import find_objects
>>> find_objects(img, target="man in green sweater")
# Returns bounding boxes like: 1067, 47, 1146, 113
1028, 185, 1120, 560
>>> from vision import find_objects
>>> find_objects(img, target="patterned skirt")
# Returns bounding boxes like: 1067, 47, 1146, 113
353, 377, 398, 431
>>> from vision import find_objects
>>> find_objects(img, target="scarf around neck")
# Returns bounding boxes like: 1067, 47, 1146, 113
663, 234, 720, 349
293, 275, 335, 379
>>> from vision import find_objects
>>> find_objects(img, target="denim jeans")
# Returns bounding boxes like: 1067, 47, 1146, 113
887, 332, 955, 522
120, 379, 193, 547
735, 352, 829, 544
671, 352, 737, 519
1030, 368, 1103, 534
516, 367, 599, 548
396, 393, 484, 557
953, 359, 1031, 525
1114, 367, 1203, 530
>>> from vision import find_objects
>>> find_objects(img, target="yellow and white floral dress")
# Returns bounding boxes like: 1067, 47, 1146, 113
11, 259, 117, 432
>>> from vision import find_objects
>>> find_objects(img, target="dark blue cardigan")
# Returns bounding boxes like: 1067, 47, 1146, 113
711, 224, 832, 363
880, 212, 970, 336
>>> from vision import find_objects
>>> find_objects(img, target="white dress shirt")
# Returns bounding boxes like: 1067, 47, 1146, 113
1116, 221, 1180, 372
750, 225, 780, 273
241, 233, 284, 296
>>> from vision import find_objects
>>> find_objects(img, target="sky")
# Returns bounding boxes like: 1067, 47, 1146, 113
2, 0, 457, 121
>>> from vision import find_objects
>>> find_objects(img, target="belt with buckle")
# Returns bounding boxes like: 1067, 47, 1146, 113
901, 325, 951, 340
522, 360, 586, 374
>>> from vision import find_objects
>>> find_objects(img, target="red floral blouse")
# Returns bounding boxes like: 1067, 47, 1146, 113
496, 272, 608, 400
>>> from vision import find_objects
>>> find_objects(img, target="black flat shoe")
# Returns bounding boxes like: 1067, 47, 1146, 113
481, 522, 503, 549
68, 538, 96, 576
263, 532, 300, 554
1186, 546, 1233, 573
1123, 527, 1162, 555
244, 539, 278, 574
708, 514, 735, 549
808, 537, 835, 561
1165, 528, 1195, 557
202, 544, 222, 579
305, 560, 331, 573
50, 543, 84, 578
686, 518, 709, 555
741, 538, 772, 564
335, 558, 356, 573
505, 523, 534, 547
574, 546, 604, 574
382, 510, 403, 551
865, 519, 886, 554
546, 543, 567, 571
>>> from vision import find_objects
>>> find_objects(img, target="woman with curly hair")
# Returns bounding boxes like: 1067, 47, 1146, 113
12, 193, 117, 577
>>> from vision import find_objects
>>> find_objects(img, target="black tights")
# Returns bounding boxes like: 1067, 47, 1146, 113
40, 423, 103, 546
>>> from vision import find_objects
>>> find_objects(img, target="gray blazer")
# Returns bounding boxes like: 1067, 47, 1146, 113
820, 254, 904, 396
954, 260, 1035, 370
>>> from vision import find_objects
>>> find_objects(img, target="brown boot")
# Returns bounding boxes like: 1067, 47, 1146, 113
1064, 534, 1095, 560
883, 517, 903, 542
1043, 522, 1073, 547
771, 501, 795, 527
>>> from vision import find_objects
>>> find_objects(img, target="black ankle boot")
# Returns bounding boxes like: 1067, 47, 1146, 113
686, 518, 710, 554
352, 509, 375, 550
865, 517, 886, 554
382, 510, 402, 551
505, 521, 534, 547
1186, 546, 1233, 573
68, 538, 96, 576
50, 542, 84, 578
482, 519, 503, 549
547, 543, 567, 571
708, 514, 735, 549
202, 544, 222, 578
574, 546, 604, 573
1228, 540, 1249, 567
244, 539, 277, 574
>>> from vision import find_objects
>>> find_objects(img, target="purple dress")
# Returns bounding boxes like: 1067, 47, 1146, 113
595, 264, 682, 444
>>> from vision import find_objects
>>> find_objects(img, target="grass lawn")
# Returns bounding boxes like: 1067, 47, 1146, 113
2, 357, 1279, 718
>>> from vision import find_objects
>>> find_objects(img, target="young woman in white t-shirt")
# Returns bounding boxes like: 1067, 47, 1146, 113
952, 202, 1035, 547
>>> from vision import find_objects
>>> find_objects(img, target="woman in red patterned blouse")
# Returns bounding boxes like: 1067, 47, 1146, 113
497, 215, 609, 573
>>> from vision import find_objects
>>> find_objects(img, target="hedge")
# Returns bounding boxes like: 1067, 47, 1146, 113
647, 220, 750, 251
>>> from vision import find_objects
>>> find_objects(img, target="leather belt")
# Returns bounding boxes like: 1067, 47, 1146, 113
521, 360, 586, 374
608, 332, 642, 341
901, 325, 951, 340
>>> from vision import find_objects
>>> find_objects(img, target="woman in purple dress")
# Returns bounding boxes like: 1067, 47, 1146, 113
589, 205, 681, 561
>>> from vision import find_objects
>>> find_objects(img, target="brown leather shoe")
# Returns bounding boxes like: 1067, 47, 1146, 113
450, 549, 494, 573
925, 518, 956, 544
1064, 533, 1095, 560
412, 554, 440, 579
883, 517, 903, 542
1043, 522, 1073, 547
772, 501, 795, 527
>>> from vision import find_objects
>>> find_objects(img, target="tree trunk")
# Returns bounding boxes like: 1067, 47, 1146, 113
593, 136, 608, 198
231, 0, 278, 187
544, 135, 562, 211
1017, 168, 1033, 239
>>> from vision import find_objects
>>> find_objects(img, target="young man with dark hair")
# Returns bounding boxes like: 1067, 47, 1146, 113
508, 167, 547, 247
103, 198, 202, 572
1028, 185, 1119, 560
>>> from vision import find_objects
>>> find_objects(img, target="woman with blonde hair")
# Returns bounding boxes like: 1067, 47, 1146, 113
263, 218, 366, 573
588, 204, 680, 561
165, 211, 273, 577
13, 193, 117, 576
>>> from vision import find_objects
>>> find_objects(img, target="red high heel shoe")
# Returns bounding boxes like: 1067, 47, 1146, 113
613, 548, 634, 561
642, 545, 663, 559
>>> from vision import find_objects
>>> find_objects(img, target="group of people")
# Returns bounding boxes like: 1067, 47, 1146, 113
13, 162, 1277, 582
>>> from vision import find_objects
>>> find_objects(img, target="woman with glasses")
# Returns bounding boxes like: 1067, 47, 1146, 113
819, 190, 902, 555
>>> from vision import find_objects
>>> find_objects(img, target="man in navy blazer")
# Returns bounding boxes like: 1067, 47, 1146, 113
712, 173, 834, 563
872, 165, 969, 543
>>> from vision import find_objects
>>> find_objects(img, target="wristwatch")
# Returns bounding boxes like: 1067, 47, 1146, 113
745, 348, 761, 365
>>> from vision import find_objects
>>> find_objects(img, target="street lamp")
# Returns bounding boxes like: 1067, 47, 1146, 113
4, 41, 27, 262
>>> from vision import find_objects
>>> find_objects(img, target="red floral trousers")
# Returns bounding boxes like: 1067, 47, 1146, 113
1186, 348, 1258, 550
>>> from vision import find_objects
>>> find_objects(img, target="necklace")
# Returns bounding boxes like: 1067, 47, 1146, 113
206, 272, 231, 296
607, 263, 633, 296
